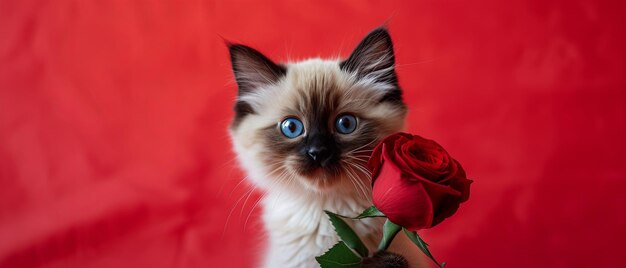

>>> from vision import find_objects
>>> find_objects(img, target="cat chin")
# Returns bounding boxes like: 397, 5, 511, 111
297, 176, 341, 193
279, 167, 337, 192
282, 168, 366, 196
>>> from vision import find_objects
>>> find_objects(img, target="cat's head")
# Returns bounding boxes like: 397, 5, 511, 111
228, 28, 407, 195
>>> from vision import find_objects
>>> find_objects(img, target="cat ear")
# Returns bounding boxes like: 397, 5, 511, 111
228, 44, 287, 95
340, 27, 397, 86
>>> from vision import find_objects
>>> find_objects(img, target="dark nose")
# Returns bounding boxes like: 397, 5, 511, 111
307, 146, 330, 164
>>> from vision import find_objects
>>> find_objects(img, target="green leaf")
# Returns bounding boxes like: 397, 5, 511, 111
377, 219, 402, 251
324, 211, 369, 257
354, 206, 386, 219
315, 242, 362, 268
403, 228, 445, 268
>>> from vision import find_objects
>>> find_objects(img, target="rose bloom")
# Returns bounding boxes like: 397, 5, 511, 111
368, 132, 472, 231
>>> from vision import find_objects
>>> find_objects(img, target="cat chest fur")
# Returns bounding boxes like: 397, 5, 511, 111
260, 192, 383, 268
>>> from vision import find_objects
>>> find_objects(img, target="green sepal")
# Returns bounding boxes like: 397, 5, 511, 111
324, 211, 369, 257
377, 219, 402, 251
315, 242, 362, 268
354, 206, 386, 219
403, 228, 445, 267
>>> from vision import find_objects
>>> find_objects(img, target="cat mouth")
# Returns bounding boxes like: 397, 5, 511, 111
299, 167, 325, 177
295, 168, 343, 190
296, 163, 342, 183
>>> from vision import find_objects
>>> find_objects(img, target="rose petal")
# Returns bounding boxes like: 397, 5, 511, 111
430, 195, 463, 227
448, 160, 473, 202
397, 164, 462, 197
372, 162, 434, 230
368, 132, 412, 181
368, 142, 385, 180
401, 140, 450, 182
437, 155, 458, 184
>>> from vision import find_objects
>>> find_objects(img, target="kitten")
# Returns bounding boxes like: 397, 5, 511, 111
228, 28, 411, 268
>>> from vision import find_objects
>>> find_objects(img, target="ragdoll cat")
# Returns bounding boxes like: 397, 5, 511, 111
228, 28, 417, 268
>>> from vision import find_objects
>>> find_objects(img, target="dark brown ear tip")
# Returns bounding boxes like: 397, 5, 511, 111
368, 27, 391, 38
228, 44, 265, 65
227, 43, 249, 53
224, 40, 235, 49
217, 33, 234, 47
372, 26, 390, 34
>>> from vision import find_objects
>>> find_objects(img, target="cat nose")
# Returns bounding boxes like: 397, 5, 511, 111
307, 146, 330, 163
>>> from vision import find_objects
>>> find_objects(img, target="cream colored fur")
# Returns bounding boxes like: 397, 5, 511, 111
230, 59, 420, 267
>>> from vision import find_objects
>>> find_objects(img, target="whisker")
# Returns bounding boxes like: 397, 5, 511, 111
344, 154, 370, 162
347, 139, 379, 155
243, 166, 295, 231
269, 171, 295, 211
227, 162, 286, 232
343, 160, 368, 200
239, 185, 258, 218
351, 148, 375, 153
341, 160, 364, 199
244, 190, 268, 230
350, 173, 367, 201
346, 162, 373, 202
350, 166, 370, 200
224, 175, 249, 198
348, 161, 372, 182
222, 184, 255, 238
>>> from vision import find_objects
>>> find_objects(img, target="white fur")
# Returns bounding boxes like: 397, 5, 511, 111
261, 189, 383, 268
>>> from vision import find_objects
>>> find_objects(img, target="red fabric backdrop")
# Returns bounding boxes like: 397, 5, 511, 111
1, 0, 625, 267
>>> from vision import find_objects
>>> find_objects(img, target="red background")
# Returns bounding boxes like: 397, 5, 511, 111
1, 0, 625, 267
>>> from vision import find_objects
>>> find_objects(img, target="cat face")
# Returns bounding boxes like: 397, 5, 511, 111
228, 28, 406, 194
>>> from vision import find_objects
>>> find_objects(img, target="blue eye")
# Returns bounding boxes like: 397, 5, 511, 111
280, 118, 304, 138
335, 114, 357, 134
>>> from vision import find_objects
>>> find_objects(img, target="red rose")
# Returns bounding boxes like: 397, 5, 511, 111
368, 132, 472, 231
